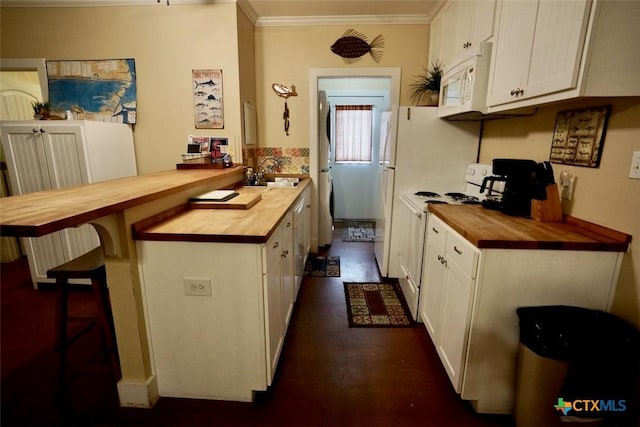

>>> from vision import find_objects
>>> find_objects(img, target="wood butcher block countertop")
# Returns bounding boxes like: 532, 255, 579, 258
133, 179, 311, 244
0, 167, 244, 237
428, 204, 631, 252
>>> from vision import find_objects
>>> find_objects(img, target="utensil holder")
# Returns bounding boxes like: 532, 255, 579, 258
531, 184, 563, 222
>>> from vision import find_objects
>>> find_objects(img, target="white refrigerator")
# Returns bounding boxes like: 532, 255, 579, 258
374, 107, 480, 278
318, 91, 333, 246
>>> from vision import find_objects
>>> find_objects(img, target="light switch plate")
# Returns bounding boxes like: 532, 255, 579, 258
629, 151, 640, 179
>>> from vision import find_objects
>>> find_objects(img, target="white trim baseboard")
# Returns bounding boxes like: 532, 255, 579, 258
117, 375, 159, 408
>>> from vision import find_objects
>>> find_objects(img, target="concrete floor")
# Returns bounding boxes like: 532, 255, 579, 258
1, 224, 512, 427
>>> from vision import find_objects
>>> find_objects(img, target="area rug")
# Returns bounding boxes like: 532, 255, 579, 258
344, 282, 414, 327
304, 255, 340, 277
342, 221, 375, 242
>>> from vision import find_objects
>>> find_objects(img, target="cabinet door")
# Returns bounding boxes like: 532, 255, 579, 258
489, 0, 591, 107
419, 241, 446, 338
41, 125, 100, 260
471, 0, 496, 45
293, 195, 308, 297
440, 1, 459, 66
40, 125, 88, 189
265, 231, 284, 384
281, 214, 295, 326
1, 125, 51, 194
526, 0, 590, 98
437, 263, 475, 393
488, 0, 538, 106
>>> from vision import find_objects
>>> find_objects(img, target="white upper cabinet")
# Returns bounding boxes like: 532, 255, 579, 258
488, 0, 590, 107
487, 0, 640, 111
431, 0, 496, 69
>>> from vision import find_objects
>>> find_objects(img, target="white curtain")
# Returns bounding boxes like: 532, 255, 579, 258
335, 105, 373, 162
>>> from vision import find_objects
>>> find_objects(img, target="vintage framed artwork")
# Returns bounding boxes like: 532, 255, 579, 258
549, 106, 611, 168
46, 58, 137, 123
193, 69, 223, 129
243, 102, 257, 145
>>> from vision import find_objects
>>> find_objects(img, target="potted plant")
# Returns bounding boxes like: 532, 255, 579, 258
409, 60, 443, 106
32, 102, 51, 120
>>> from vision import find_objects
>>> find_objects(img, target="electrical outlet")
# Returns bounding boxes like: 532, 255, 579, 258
184, 278, 212, 296
559, 169, 576, 200
629, 151, 640, 179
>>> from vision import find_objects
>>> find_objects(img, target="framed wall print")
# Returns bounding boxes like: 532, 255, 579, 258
193, 69, 223, 129
549, 106, 611, 168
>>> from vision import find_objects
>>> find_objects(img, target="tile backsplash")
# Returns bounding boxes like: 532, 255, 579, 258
243, 146, 310, 174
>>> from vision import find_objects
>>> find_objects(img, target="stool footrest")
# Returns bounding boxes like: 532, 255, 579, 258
56, 319, 97, 350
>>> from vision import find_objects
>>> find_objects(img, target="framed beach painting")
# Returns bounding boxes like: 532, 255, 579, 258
46, 58, 137, 123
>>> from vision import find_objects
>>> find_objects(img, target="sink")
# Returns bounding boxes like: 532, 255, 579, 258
266, 181, 298, 188
251, 177, 300, 187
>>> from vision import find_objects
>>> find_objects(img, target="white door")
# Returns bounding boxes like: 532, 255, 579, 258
437, 263, 475, 393
328, 95, 385, 220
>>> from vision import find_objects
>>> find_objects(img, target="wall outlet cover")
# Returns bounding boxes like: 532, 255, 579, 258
184, 278, 212, 296
629, 151, 640, 179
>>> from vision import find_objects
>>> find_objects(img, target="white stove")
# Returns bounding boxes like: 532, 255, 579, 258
396, 163, 503, 322
401, 163, 503, 212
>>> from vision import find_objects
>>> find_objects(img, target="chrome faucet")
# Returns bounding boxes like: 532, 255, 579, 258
256, 156, 281, 183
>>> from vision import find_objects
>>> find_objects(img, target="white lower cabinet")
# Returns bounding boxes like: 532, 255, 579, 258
137, 210, 299, 401
293, 185, 311, 297
419, 215, 478, 392
265, 211, 294, 383
419, 215, 623, 414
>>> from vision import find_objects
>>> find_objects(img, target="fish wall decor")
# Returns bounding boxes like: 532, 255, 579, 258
272, 83, 298, 136
331, 29, 384, 64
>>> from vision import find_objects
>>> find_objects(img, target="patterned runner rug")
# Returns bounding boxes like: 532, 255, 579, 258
304, 255, 340, 277
344, 282, 414, 327
342, 221, 375, 242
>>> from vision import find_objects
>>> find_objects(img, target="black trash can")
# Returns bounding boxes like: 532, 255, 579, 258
514, 305, 639, 427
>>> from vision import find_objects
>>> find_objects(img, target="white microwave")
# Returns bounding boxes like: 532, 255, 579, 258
438, 43, 491, 120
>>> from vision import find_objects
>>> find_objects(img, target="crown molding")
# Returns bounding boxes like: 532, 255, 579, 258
256, 14, 430, 27
0, 1, 431, 27
0, 0, 231, 7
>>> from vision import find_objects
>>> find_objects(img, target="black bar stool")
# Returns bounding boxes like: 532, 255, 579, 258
47, 247, 121, 396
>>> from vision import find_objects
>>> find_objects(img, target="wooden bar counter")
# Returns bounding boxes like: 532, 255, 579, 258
0, 166, 245, 408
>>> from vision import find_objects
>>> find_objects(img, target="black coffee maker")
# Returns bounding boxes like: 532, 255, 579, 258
481, 159, 547, 217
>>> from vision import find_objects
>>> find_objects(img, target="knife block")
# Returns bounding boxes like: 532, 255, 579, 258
531, 184, 563, 222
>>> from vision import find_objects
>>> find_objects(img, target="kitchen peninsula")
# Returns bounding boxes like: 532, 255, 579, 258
132, 179, 311, 401
0, 166, 289, 407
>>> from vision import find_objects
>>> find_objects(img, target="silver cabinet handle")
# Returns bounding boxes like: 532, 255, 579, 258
287, 222, 292, 228
454, 246, 463, 255
432, 227, 439, 233
273, 242, 280, 249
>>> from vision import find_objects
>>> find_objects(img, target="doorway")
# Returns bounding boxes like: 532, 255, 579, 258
323, 92, 386, 220
0, 58, 48, 262
309, 68, 401, 252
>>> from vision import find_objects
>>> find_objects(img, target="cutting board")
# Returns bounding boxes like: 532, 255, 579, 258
189, 189, 262, 210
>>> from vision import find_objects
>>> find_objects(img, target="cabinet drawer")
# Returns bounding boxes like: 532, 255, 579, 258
427, 214, 447, 249
445, 232, 478, 278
